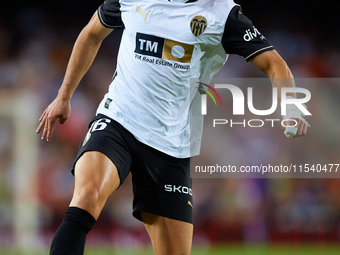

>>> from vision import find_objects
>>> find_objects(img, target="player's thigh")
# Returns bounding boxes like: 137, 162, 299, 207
70, 151, 120, 219
142, 212, 193, 255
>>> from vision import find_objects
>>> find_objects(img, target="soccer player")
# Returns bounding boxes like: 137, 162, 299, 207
36, 0, 309, 254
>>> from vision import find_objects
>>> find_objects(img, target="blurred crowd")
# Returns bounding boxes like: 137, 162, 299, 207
1, 0, 340, 247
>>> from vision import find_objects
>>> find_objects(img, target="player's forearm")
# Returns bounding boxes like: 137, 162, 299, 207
250, 50, 296, 100
58, 27, 103, 101
266, 57, 296, 100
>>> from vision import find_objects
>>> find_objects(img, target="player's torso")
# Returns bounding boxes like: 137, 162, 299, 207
118, 0, 235, 74
99, 0, 236, 158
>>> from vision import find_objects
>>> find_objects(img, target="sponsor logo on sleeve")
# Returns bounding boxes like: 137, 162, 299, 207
243, 26, 266, 41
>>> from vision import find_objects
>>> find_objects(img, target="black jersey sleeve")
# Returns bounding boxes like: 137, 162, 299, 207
222, 5, 274, 61
97, 0, 124, 29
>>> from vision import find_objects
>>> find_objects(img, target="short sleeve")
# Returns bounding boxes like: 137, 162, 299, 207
97, 0, 124, 29
222, 5, 274, 61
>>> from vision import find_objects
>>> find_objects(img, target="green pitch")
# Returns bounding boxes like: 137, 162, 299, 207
1, 244, 340, 255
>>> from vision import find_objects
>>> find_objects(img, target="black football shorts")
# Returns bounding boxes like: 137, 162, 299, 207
72, 114, 193, 224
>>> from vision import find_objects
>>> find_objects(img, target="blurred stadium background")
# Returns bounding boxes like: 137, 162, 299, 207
1, 0, 340, 254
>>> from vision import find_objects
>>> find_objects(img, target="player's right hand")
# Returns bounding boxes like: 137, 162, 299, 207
283, 118, 310, 138
36, 96, 71, 141
282, 101, 310, 138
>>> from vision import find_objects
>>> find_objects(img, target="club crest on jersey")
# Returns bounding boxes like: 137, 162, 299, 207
190, 15, 207, 36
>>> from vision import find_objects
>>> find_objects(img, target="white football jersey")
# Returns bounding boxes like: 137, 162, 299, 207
96, 0, 273, 158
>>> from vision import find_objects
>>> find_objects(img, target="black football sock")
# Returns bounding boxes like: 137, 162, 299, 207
50, 207, 96, 255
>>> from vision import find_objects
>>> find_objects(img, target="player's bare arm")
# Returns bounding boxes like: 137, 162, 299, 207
36, 12, 113, 141
250, 50, 309, 138
250, 50, 294, 98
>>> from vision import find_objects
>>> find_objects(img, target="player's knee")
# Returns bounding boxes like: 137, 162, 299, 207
81, 186, 100, 201
71, 185, 104, 215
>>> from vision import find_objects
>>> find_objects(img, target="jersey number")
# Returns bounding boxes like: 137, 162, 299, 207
82, 118, 111, 147
90, 118, 111, 132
